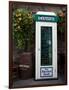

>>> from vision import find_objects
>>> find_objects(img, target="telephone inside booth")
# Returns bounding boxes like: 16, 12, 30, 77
34, 11, 58, 80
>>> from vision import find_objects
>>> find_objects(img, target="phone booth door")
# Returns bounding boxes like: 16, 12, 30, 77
35, 12, 57, 80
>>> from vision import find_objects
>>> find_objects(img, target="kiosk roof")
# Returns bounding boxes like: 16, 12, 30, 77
36, 11, 56, 16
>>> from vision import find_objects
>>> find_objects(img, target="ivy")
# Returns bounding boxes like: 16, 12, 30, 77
13, 8, 33, 51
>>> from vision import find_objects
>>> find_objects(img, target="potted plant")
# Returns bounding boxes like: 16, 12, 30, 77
13, 8, 34, 79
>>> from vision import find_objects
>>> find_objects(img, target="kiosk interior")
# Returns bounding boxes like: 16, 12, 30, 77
35, 12, 58, 80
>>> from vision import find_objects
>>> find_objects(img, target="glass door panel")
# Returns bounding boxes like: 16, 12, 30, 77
41, 27, 52, 66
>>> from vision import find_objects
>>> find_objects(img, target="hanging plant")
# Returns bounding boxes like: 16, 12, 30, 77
57, 11, 65, 33
13, 9, 33, 51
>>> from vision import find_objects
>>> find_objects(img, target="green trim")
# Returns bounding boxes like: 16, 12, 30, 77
33, 14, 59, 22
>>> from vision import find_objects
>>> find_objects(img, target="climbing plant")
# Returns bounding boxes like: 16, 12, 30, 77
57, 11, 65, 33
13, 9, 33, 51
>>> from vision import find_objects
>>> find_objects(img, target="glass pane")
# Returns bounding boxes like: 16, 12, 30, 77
41, 27, 52, 65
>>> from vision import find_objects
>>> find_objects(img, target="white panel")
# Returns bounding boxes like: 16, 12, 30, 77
35, 22, 57, 79
35, 22, 41, 79
52, 23, 57, 78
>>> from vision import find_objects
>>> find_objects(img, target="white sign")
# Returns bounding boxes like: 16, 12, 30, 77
40, 67, 53, 77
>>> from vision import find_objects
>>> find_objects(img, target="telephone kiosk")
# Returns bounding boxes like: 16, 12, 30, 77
34, 11, 58, 80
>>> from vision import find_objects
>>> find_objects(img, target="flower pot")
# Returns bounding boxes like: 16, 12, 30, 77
18, 52, 33, 79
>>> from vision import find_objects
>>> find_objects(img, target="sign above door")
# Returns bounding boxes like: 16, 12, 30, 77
33, 11, 59, 22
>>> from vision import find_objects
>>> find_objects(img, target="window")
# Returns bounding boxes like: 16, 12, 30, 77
41, 27, 52, 65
